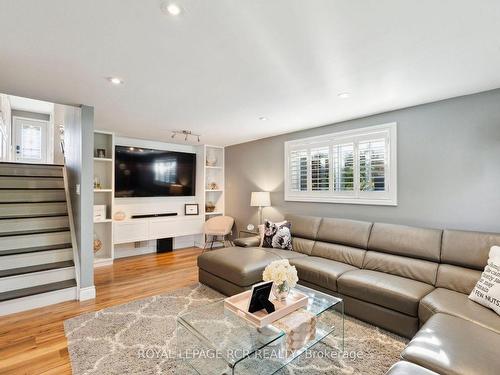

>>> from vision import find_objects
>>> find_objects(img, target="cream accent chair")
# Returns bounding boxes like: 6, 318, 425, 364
203, 216, 235, 251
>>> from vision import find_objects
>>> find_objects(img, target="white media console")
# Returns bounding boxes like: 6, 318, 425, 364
113, 215, 204, 245
92, 134, 224, 262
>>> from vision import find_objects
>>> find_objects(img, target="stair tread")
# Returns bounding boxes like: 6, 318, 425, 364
0, 227, 70, 237
0, 279, 76, 302
0, 243, 73, 256
0, 200, 66, 204
0, 214, 68, 220
0, 175, 63, 178
0, 162, 64, 167
0, 260, 74, 278
0, 188, 65, 190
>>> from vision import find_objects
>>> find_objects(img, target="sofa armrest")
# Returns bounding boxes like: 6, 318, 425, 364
234, 235, 260, 247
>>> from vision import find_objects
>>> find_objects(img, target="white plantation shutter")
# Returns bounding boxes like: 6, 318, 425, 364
289, 149, 308, 191
359, 139, 386, 191
311, 146, 329, 191
285, 123, 397, 205
333, 143, 354, 191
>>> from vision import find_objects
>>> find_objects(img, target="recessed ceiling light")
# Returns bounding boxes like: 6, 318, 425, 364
338, 92, 351, 99
259, 116, 268, 121
161, 2, 182, 16
108, 77, 124, 85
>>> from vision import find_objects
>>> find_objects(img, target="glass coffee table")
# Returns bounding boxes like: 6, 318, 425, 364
176, 285, 344, 375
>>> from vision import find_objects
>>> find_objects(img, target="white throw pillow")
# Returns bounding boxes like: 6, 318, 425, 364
468, 246, 500, 316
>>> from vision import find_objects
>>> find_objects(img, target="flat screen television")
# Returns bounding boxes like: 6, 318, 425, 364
115, 146, 196, 198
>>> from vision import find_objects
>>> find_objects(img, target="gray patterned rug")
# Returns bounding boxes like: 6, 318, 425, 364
64, 284, 407, 374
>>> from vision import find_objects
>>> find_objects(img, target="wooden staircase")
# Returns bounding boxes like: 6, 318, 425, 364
0, 163, 78, 316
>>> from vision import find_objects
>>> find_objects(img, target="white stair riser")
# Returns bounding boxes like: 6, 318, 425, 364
0, 164, 63, 177
0, 202, 67, 217
0, 267, 75, 292
0, 190, 66, 203
0, 177, 64, 189
0, 248, 73, 270
0, 216, 69, 234
0, 231, 71, 251
0, 287, 77, 316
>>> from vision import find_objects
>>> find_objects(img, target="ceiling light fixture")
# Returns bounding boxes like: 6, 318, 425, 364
338, 92, 350, 99
161, 1, 182, 16
108, 77, 124, 85
259, 116, 268, 121
171, 130, 201, 142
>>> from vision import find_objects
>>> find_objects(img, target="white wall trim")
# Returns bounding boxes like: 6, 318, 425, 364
79, 285, 96, 301
0, 287, 77, 316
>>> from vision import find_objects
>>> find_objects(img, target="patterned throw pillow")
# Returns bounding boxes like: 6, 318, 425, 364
468, 246, 500, 316
261, 220, 293, 250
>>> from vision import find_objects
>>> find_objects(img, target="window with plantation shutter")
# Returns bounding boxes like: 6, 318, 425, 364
285, 123, 397, 205
289, 149, 308, 191
333, 143, 354, 192
311, 146, 329, 191
359, 139, 386, 191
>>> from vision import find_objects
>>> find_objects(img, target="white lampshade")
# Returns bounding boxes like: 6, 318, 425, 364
250, 191, 271, 207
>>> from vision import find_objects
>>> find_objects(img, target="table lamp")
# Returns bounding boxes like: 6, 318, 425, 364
251, 191, 271, 225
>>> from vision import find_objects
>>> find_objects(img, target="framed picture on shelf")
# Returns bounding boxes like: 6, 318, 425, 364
184, 203, 199, 216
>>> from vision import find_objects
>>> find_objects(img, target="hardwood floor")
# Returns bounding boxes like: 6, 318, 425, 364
0, 247, 203, 375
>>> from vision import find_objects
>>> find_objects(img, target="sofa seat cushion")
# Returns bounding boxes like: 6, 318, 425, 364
197, 247, 306, 287
337, 270, 434, 316
386, 361, 438, 375
290, 257, 358, 292
419, 288, 500, 333
198, 247, 277, 287
402, 313, 500, 375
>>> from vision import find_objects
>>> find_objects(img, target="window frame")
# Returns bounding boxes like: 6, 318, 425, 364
284, 122, 397, 206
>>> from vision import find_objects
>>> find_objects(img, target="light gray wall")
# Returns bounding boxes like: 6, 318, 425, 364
53, 104, 65, 164
225, 89, 500, 234
64, 105, 94, 289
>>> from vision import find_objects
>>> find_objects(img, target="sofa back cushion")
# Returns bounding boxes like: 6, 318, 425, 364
292, 237, 316, 255
362, 251, 438, 284
316, 217, 373, 249
441, 229, 500, 270
285, 214, 322, 240
368, 223, 442, 262
435, 264, 482, 294
311, 241, 366, 268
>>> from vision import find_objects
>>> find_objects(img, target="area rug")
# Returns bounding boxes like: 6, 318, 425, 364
64, 284, 408, 374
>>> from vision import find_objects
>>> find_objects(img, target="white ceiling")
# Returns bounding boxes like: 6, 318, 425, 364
8, 95, 54, 114
1, 0, 500, 146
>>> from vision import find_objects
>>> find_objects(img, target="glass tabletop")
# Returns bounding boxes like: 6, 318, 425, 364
176, 284, 343, 367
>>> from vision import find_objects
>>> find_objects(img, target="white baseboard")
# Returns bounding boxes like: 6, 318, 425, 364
0, 287, 77, 316
79, 286, 96, 301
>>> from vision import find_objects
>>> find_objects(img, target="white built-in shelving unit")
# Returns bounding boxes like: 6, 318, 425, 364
203, 145, 224, 220
93, 130, 114, 266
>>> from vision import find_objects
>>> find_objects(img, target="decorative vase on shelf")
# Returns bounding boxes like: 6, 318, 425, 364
206, 155, 217, 167
93, 233, 102, 254
272, 281, 290, 302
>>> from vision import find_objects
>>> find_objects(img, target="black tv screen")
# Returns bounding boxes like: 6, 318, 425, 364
115, 146, 196, 197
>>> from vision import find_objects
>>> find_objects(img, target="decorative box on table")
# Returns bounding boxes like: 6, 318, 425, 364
224, 288, 317, 354
273, 309, 317, 355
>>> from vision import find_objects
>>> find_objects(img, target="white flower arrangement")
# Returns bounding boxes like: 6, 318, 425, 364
262, 259, 298, 288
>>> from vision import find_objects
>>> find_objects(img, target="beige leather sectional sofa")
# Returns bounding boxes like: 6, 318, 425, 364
198, 214, 500, 374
